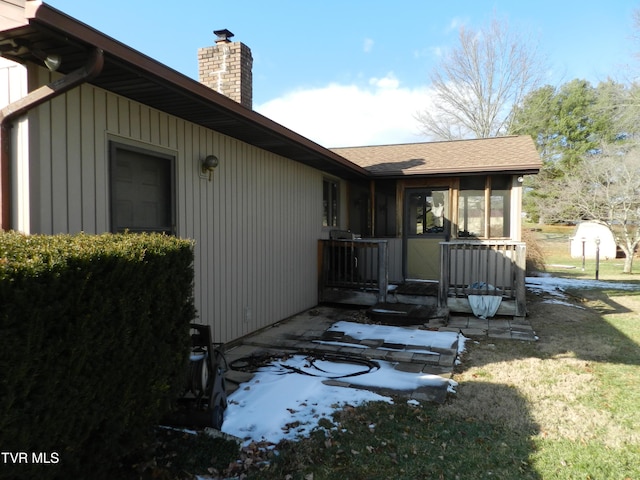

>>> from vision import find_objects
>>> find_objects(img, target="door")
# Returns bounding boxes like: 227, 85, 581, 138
404, 187, 449, 280
110, 142, 175, 234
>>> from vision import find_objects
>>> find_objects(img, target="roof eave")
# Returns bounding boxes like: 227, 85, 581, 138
367, 166, 541, 178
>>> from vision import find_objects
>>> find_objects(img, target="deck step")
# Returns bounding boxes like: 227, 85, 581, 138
368, 302, 447, 326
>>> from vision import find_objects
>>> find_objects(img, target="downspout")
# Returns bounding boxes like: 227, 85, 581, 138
0, 48, 104, 231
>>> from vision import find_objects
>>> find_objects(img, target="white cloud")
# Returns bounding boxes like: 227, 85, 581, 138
413, 47, 432, 59
256, 73, 435, 148
369, 72, 399, 89
428, 46, 445, 58
447, 17, 466, 33
363, 37, 374, 53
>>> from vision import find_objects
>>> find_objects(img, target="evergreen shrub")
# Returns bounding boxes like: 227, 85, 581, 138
0, 232, 195, 479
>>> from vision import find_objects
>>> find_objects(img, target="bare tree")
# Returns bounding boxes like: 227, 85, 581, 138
417, 16, 546, 140
546, 144, 640, 273
633, 8, 640, 61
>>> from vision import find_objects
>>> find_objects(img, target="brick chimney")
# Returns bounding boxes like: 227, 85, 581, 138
198, 29, 253, 109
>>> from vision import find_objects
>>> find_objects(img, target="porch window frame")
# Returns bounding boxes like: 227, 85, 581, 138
322, 177, 340, 228
488, 176, 511, 239
457, 175, 511, 240
404, 186, 450, 238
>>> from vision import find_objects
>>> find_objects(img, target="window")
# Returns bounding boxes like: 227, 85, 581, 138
489, 176, 511, 238
405, 188, 449, 236
110, 141, 175, 234
323, 178, 339, 227
458, 177, 485, 237
458, 175, 511, 238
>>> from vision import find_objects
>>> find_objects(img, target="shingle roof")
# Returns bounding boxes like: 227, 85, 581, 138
331, 135, 541, 177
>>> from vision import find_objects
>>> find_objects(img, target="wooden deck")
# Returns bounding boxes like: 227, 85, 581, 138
394, 282, 439, 296
318, 239, 528, 320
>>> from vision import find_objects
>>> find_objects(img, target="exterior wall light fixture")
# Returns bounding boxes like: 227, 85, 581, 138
0, 40, 62, 72
202, 155, 219, 181
33, 49, 62, 72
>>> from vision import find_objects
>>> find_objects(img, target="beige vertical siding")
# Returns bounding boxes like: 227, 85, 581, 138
0, 58, 30, 232
0, 57, 27, 109
25, 73, 329, 343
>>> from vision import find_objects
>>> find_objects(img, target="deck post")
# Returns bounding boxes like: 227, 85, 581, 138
514, 242, 527, 316
438, 242, 450, 308
377, 240, 388, 303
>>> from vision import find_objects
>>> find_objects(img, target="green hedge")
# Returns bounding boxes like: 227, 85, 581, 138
0, 232, 196, 479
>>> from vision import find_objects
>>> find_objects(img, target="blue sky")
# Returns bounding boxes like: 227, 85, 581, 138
47, 0, 639, 147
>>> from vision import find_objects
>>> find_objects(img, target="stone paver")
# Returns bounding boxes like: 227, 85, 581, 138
467, 318, 489, 329
412, 352, 442, 364
222, 306, 537, 402
437, 326, 462, 333
437, 354, 457, 366
511, 325, 534, 334
422, 365, 455, 376
488, 329, 513, 340
393, 362, 424, 373
489, 319, 511, 329
385, 351, 416, 363
447, 317, 470, 328
338, 346, 369, 356
512, 331, 538, 341
461, 328, 487, 337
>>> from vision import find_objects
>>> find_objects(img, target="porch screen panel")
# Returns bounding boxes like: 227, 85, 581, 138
406, 189, 447, 235
458, 175, 512, 239
322, 178, 339, 227
489, 176, 511, 238
458, 176, 485, 238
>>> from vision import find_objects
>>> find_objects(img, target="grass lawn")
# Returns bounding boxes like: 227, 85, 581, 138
146, 225, 640, 479
529, 222, 637, 280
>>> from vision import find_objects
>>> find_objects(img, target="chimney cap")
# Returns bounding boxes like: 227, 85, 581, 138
214, 29, 234, 43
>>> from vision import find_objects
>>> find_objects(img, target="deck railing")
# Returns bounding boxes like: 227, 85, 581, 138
318, 239, 389, 303
439, 240, 527, 316
319, 238, 527, 316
